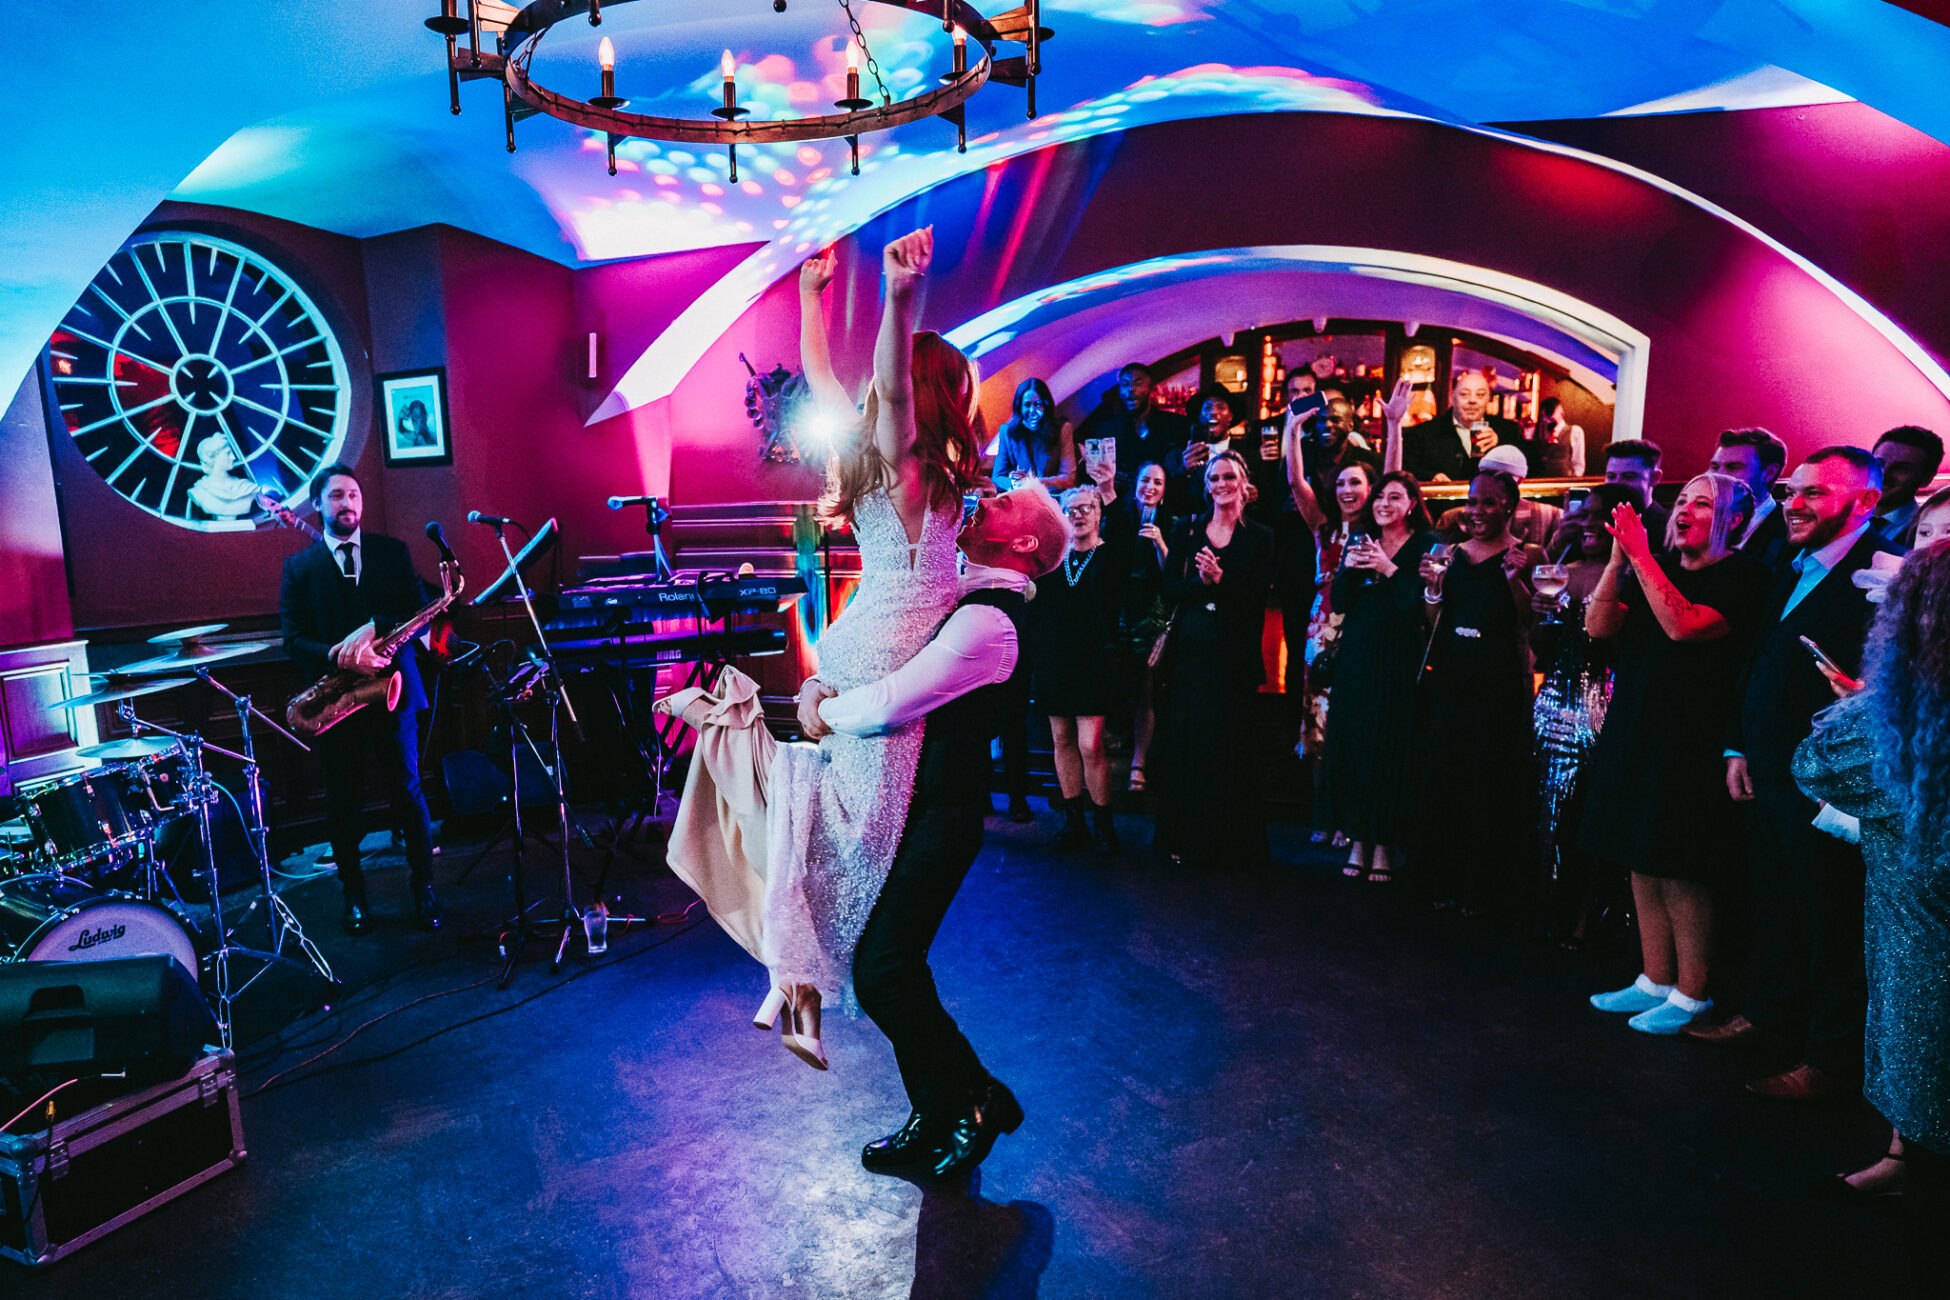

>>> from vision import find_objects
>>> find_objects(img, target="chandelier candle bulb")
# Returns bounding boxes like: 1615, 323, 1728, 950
953, 25, 966, 76
598, 36, 615, 100
847, 39, 861, 104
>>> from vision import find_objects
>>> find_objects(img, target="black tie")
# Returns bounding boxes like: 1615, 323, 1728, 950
338, 542, 356, 580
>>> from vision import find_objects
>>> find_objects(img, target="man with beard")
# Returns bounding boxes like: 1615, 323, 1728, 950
1690, 448, 1901, 1100
280, 464, 442, 935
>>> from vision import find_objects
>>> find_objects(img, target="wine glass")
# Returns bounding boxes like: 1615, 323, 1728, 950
1532, 563, 1570, 625
1423, 542, 1452, 598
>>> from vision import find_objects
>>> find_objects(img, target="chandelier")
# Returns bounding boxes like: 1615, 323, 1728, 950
426, 0, 1052, 179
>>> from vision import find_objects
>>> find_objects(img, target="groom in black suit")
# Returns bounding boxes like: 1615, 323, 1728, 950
796, 485, 1071, 1180
279, 464, 441, 934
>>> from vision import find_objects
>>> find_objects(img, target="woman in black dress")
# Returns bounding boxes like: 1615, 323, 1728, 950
1153, 449, 1276, 868
1107, 462, 1173, 792
1315, 471, 1435, 882
1579, 473, 1770, 1034
1033, 484, 1127, 853
1415, 470, 1546, 916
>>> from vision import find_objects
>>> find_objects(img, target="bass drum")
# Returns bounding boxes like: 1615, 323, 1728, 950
0, 874, 201, 979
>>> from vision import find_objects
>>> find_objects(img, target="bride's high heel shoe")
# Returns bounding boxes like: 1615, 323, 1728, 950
753, 986, 786, 1031
780, 984, 828, 1071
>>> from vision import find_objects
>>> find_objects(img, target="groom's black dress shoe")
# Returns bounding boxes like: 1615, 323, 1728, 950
928, 1081, 1023, 1179
861, 1110, 946, 1171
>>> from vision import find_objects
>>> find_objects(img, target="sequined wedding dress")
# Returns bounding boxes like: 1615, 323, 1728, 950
761, 488, 962, 999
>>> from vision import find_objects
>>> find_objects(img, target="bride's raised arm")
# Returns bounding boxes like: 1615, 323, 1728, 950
872, 227, 931, 495
797, 249, 854, 429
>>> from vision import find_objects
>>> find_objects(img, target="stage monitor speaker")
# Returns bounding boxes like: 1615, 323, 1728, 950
0, 956, 215, 1090
441, 747, 559, 818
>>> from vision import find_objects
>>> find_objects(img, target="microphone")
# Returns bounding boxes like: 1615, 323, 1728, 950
424, 520, 457, 564
607, 494, 658, 510
467, 510, 515, 527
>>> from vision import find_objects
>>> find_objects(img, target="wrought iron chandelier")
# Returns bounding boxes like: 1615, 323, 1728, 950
426, 0, 1051, 179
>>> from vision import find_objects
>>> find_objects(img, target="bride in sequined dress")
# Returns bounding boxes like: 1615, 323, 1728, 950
658, 229, 985, 1068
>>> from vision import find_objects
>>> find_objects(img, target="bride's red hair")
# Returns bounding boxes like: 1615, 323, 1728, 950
822, 331, 985, 523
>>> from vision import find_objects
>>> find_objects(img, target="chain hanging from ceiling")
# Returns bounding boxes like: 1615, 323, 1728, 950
425, 0, 1051, 180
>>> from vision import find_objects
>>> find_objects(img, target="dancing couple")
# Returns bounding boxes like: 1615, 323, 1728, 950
659, 228, 1070, 1179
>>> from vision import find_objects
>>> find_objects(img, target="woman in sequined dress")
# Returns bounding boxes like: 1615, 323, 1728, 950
660, 229, 982, 1069
1528, 487, 1634, 945
1795, 539, 1950, 1285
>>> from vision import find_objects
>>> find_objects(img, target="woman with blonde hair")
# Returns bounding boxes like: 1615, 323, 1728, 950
1579, 472, 1773, 1033
1031, 483, 1126, 852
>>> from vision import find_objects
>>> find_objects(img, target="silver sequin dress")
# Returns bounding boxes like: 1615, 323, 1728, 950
763, 488, 962, 999
1795, 695, 1950, 1151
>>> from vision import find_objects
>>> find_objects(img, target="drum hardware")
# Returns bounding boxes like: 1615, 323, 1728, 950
75, 737, 183, 761
47, 676, 197, 712
112, 667, 333, 1048
117, 639, 276, 677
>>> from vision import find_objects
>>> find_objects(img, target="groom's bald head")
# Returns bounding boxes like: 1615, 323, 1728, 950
957, 481, 1070, 577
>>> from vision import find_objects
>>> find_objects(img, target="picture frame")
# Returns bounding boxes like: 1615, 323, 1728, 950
377, 367, 452, 466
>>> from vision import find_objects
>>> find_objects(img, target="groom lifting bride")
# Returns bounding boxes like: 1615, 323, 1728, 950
658, 227, 1070, 1180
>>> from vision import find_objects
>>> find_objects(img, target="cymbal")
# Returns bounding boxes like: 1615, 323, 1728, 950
48, 677, 197, 710
77, 737, 181, 760
119, 640, 276, 674
147, 622, 229, 645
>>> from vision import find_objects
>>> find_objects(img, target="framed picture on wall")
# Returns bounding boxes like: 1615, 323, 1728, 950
377, 367, 452, 466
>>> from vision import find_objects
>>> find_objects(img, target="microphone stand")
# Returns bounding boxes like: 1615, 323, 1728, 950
474, 515, 589, 983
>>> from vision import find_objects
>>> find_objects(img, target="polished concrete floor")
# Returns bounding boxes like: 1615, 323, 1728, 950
10, 812, 1905, 1298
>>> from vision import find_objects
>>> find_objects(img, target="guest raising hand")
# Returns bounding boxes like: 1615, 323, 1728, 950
1578, 475, 1771, 1033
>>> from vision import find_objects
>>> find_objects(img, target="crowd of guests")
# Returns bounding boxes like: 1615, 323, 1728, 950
979, 362, 1950, 1283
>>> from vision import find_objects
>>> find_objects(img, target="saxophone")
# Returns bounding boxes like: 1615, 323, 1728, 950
286, 561, 464, 738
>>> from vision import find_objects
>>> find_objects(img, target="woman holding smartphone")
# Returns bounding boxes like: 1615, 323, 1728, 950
1111, 462, 1172, 791
1578, 473, 1771, 1033
1315, 472, 1436, 882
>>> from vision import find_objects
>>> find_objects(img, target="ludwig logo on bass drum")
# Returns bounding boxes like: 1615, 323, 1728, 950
67, 923, 128, 953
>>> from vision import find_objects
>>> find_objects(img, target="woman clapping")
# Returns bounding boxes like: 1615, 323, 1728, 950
1579, 474, 1771, 1033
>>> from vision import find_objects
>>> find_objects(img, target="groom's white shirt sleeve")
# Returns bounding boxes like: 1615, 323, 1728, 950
817, 606, 1018, 737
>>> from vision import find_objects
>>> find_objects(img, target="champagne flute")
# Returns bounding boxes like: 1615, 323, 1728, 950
1423, 541, 1452, 598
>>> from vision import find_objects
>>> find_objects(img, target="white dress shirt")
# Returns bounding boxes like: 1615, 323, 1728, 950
329, 528, 363, 582
817, 563, 1029, 737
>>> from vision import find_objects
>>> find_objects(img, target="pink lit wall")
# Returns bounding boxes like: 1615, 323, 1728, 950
655, 112, 1950, 503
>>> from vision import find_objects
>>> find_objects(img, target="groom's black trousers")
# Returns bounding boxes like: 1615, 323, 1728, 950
852, 786, 990, 1116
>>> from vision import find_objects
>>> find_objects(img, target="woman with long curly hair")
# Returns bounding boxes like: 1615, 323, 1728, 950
660, 229, 986, 1070
987, 376, 1074, 490
1795, 538, 1950, 1287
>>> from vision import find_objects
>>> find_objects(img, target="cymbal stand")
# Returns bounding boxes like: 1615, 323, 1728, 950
115, 701, 324, 1049
194, 670, 335, 989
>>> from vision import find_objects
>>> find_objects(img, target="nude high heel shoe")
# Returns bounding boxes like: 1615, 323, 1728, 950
753, 986, 786, 1031
780, 984, 828, 1071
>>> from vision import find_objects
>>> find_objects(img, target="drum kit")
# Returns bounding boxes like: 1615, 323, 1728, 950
0, 625, 335, 1047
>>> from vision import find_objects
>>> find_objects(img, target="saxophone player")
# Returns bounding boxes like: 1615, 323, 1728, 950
279, 464, 442, 935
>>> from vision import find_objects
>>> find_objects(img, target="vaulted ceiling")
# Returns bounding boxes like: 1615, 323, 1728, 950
13, 0, 1950, 402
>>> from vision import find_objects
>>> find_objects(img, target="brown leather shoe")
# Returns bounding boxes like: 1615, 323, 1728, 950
1682, 1014, 1766, 1046
1746, 1063, 1854, 1103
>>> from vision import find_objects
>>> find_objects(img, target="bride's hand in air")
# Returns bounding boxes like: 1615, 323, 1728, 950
797, 679, 838, 739
883, 227, 932, 297
799, 247, 837, 297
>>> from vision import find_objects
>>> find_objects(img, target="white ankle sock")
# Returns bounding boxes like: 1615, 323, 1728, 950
1634, 973, 1675, 998
1665, 989, 1711, 1013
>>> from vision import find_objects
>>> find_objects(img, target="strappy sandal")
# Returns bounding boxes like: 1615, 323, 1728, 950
1127, 766, 1146, 792
1366, 865, 1393, 884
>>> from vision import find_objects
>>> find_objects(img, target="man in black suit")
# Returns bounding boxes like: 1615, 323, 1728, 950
1073, 362, 1192, 510
1402, 369, 1523, 482
1688, 448, 1897, 1100
1869, 424, 1944, 547
1601, 438, 1670, 540
280, 464, 441, 934
1709, 427, 1791, 568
